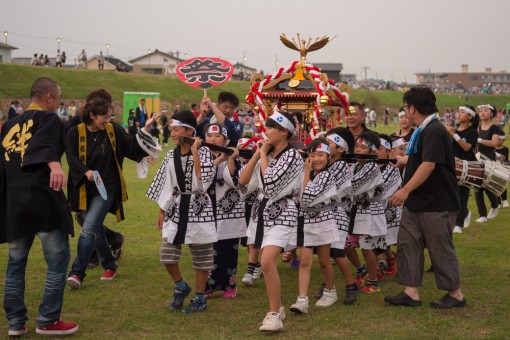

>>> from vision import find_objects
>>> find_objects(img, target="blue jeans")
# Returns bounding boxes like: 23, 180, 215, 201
69, 193, 117, 279
4, 229, 70, 328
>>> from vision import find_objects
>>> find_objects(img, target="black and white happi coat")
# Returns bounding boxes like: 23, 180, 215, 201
242, 146, 304, 249
213, 160, 247, 240
147, 147, 217, 244
328, 159, 352, 249
346, 161, 385, 236
379, 165, 403, 245
290, 169, 340, 247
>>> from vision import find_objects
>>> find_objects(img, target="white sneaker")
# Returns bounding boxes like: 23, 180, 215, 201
453, 226, 463, 234
242, 273, 254, 286
475, 216, 488, 223
279, 306, 285, 321
290, 296, 309, 314
315, 287, 338, 307
503, 200, 509, 208
464, 210, 471, 228
253, 266, 262, 279
259, 312, 283, 332
488, 207, 499, 219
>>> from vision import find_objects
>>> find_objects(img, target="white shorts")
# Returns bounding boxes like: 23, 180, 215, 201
358, 234, 387, 250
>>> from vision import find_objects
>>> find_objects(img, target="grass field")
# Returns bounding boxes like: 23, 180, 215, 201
1, 111, 510, 338
2, 63, 510, 118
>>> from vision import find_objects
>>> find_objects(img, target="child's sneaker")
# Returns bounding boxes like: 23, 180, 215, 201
169, 282, 191, 310
377, 268, 385, 282
242, 273, 254, 286
503, 200, 509, 208
181, 296, 207, 313
464, 210, 472, 228
221, 287, 237, 299
259, 312, 283, 332
385, 257, 397, 276
316, 287, 338, 307
8, 325, 27, 337
254, 265, 263, 279
67, 275, 82, 289
100, 269, 117, 281
343, 283, 358, 305
290, 296, 309, 314
204, 288, 215, 298
36, 319, 78, 335
360, 280, 381, 294
279, 306, 285, 321
314, 283, 326, 299
488, 207, 498, 219
354, 265, 367, 287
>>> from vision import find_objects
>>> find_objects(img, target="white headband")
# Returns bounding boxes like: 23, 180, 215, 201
327, 133, 350, 154
357, 138, 377, 151
207, 124, 228, 139
269, 111, 294, 135
398, 110, 406, 117
392, 138, 407, 149
499, 135, 506, 140
169, 119, 195, 131
237, 138, 257, 149
459, 106, 476, 117
477, 104, 494, 111
380, 138, 391, 150
313, 143, 330, 154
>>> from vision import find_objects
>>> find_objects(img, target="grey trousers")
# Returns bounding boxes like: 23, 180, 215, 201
397, 208, 461, 291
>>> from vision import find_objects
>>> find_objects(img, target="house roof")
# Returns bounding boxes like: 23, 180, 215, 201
87, 55, 133, 71
234, 62, 257, 72
128, 50, 183, 64
0, 42, 18, 50
314, 63, 343, 71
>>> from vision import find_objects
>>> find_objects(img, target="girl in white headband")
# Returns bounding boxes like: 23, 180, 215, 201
446, 105, 479, 232
203, 123, 246, 299
375, 134, 402, 277
147, 110, 217, 313
495, 130, 509, 208
239, 110, 304, 332
289, 138, 340, 314
475, 104, 500, 223
311, 127, 358, 305
390, 105, 415, 142
346, 132, 385, 294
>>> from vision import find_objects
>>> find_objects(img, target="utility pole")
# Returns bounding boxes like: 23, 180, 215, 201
362, 66, 369, 80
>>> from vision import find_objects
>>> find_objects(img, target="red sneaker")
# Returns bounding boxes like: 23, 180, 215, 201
101, 269, 117, 281
36, 319, 78, 335
385, 257, 397, 276
221, 287, 237, 299
67, 275, 82, 289
377, 269, 385, 282
8, 325, 27, 337
354, 274, 366, 288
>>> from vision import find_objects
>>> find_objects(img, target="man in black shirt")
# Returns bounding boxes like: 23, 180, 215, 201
0, 78, 78, 335
384, 86, 465, 309
345, 102, 371, 140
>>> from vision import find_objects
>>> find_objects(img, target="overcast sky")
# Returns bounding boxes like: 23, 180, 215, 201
1, 0, 509, 82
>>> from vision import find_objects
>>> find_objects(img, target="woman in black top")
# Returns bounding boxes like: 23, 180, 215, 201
475, 104, 500, 223
390, 106, 415, 142
66, 92, 158, 288
447, 105, 479, 233
495, 130, 509, 207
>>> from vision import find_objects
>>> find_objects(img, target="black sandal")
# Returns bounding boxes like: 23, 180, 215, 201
430, 294, 466, 309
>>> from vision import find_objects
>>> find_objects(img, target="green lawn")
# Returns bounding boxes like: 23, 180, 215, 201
2, 63, 510, 117
0, 123, 509, 339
